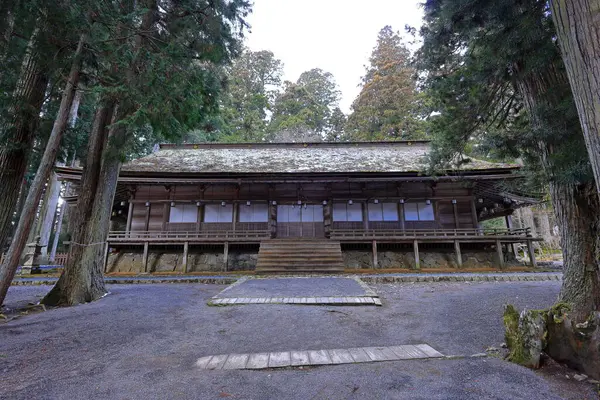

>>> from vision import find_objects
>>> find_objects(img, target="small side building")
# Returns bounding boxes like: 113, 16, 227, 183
57, 141, 539, 273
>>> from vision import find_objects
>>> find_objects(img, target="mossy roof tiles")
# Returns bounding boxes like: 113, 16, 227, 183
121, 142, 518, 174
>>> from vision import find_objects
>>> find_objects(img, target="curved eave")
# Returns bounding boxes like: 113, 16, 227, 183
55, 166, 522, 184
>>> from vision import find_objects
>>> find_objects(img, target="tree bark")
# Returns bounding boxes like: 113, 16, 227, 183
550, 182, 600, 319
43, 0, 158, 306
515, 60, 600, 320
0, 34, 85, 307
550, 0, 600, 199
42, 103, 118, 306
0, 27, 47, 252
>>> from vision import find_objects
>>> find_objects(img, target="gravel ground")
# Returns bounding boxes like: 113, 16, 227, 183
0, 281, 596, 400
217, 277, 368, 298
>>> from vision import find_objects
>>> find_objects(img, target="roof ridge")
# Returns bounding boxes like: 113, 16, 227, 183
158, 141, 431, 150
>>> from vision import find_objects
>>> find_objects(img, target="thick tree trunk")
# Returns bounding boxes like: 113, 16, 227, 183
515, 60, 600, 320
42, 103, 119, 306
0, 27, 47, 252
549, 181, 600, 319
0, 34, 85, 307
43, 0, 158, 306
550, 0, 600, 198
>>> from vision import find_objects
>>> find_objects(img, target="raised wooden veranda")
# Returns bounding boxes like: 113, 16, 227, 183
104, 227, 539, 273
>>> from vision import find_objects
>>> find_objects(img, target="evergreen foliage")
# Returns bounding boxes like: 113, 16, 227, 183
417, 0, 593, 187
267, 68, 344, 141
346, 26, 425, 141
417, 0, 600, 324
219, 49, 283, 142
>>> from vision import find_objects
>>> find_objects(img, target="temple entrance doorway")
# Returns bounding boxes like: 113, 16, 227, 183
276, 204, 324, 238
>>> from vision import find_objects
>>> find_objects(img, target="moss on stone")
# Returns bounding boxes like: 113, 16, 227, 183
504, 304, 527, 364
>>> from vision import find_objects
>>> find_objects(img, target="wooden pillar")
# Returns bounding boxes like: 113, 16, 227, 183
398, 202, 405, 231
269, 202, 277, 238
196, 203, 204, 232
182, 241, 189, 273
505, 215, 518, 257
372, 240, 378, 269
142, 242, 149, 273
323, 201, 332, 238
452, 201, 460, 229
454, 240, 462, 268
162, 203, 170, 231
496, 239, 505, 268
413, 239, 420, 269
470, 198, 479, 234
103, 242, 110, 274
126, 202, 134, 236
144, 203, 151, 231
232, 203, 238, 231
223, 242, 229, 271
527, 240, 537, 268
362, 202, 369, 230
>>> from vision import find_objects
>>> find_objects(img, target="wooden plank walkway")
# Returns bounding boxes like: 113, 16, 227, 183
208, 296, 382, 306
195, 344, 444, 370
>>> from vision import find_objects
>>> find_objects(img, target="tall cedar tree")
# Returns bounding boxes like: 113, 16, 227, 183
550, 0, 600, 196
418, 0, 599, 321
0, 33, 85, 306
346, 26, 424, 140
0, 2, 50, 252
220, 49, 283, 142
40, 0, 250, 306
268, 68, 343, 140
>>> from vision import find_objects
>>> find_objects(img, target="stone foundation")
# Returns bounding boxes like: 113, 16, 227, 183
344, 249, 520, 269
106, 247, 521, 273
106, 250, 258, 273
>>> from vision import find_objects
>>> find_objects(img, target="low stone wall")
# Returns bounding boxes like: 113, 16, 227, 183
106, 250, 258, 273
106, 247, 521, 273
344, 249, 520, 269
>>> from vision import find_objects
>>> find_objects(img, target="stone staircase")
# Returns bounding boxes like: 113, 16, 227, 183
256, 239, 345, 274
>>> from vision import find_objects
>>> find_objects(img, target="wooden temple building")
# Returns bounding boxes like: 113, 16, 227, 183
57, 141, 539, 274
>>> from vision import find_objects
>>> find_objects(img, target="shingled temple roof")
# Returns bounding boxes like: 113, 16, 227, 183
121, 141, 519, 175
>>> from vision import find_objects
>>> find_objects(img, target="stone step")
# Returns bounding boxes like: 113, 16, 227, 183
255, 270, 344, 275
256, 265, 344, 270
257, 255, 343, 261
257, 260, 343, 268
259, 245, 342, 250
256, 239, 344, 274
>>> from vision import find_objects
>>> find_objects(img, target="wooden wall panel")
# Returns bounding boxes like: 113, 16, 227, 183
148, 204, 164, 231
136, 185, 169, 200
457, 200, 475, 228
126, 182, 478, 232
130, 204, 147, 231
438, 200, 455, 229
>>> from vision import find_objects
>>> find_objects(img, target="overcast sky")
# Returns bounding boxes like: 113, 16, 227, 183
244, 0, 425, 113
